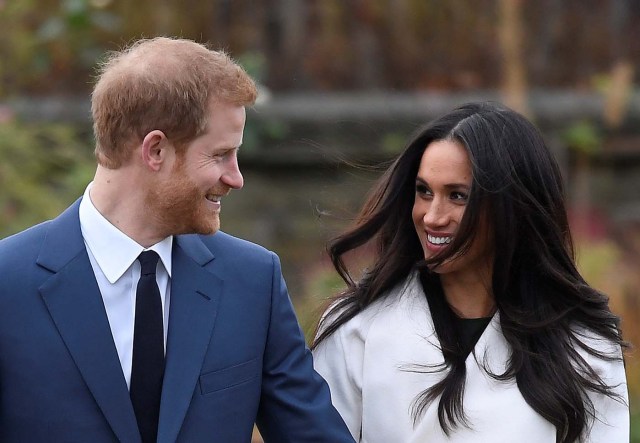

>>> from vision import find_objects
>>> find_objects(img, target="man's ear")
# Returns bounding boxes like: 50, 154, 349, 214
141, 130, 172, 171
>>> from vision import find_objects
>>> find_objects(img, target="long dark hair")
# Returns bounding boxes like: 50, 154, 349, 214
312, 102, 627, 442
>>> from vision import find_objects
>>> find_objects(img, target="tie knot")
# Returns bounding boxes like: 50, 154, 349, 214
138, 250, 160, 276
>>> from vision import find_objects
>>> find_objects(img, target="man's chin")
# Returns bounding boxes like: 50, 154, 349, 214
154, 207, 221, 237
200, 225, 220, 235
191, 217, 221, 236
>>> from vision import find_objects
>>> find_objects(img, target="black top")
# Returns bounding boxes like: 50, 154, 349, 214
419, 269, 492, 358
452, 315, 492, 357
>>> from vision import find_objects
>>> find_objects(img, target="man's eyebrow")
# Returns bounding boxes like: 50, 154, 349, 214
214, 145, 241, 153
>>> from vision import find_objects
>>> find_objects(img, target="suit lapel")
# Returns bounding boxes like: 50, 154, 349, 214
37, 200, 141, 443
157, 234, 223, 443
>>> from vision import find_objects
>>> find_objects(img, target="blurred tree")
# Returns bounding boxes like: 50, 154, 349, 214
562, 120, 602, 238
3, 0, 640, 93
262, 0, 308, 90
0, 0, 121, 96
0, 116, 94, 237
498, 0, 530, 116
603, 0, 635, 129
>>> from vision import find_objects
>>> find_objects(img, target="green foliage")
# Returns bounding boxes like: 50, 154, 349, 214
575, 241, 620, 285
561, 120, 602, 155
0, 0, 120, 96
0, 0, 39, 95
297, 267, 346, 341
36, 0, 121, 66
237, 52, 268, 85
575, 239, 640, 442
381, 132, 408, 155
0, 119, 94, 238
242, 117, 291, 154
633, 409, 640, 443
305, 267, 346, 302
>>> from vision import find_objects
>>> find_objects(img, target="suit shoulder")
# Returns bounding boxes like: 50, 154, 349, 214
0, 220, 50, 261
204, 230, 272, 254
199, 231, 276, 263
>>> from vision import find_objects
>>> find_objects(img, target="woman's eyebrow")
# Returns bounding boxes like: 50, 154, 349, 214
415, 176, 470, 190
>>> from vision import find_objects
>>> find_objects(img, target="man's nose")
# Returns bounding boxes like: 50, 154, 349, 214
221, 157, 244, 190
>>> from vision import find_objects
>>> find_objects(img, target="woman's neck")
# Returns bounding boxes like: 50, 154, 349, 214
440, 273, 495, 319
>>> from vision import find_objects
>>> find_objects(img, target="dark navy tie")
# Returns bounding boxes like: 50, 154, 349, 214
130, 250, 164, 443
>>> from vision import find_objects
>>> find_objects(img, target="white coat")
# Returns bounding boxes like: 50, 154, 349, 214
313, 271, 629, 443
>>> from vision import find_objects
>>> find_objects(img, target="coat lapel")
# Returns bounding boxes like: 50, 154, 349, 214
470, 312, 509, 375
157, 234, 223, 443
37, 200, 141, 443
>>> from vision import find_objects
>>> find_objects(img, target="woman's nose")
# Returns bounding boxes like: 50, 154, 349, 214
423, 199, 449, 227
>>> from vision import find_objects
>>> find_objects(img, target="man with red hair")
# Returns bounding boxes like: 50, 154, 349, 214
0, 37, 353, 443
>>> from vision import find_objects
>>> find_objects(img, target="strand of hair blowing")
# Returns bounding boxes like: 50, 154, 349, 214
312, 124, 433, 348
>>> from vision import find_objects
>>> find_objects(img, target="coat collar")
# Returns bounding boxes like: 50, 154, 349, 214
402, 270, 507, 372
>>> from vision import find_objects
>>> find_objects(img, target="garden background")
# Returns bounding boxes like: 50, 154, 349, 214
1, 0, 639, 440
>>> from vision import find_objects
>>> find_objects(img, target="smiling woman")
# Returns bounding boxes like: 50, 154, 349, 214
412, 139, 495, 319
311, 102, 629, 443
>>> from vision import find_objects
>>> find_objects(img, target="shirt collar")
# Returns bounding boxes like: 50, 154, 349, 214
79, 182, 173, 283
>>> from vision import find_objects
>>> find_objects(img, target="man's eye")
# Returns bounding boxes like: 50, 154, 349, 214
214, 150, 235, 160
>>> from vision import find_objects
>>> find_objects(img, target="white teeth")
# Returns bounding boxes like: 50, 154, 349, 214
427, 234, 452, 245
206, 195, 220, 202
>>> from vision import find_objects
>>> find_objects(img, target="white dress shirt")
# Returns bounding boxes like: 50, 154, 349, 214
79, 183, 173, 388
313, 271, 629, 443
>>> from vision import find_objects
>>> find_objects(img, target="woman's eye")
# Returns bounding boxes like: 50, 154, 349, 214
451, 191, 469, 201
416, 183, 431, 196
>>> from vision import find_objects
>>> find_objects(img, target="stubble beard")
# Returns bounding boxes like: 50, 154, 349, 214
145, 170, 221, 238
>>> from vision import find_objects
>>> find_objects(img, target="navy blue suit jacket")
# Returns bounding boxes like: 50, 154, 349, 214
0, 200, 353, 442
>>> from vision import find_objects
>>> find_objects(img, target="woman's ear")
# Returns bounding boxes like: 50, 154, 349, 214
141, 130, 171, 171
